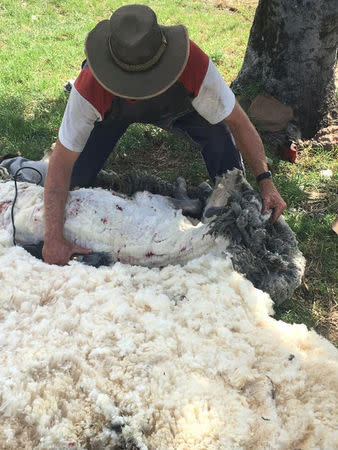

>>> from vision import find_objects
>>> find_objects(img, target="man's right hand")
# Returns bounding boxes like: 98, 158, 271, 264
42, 237, 92, 266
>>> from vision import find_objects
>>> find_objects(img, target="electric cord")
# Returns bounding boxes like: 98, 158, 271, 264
11, 167, 43, 245
9, 168, 112, 267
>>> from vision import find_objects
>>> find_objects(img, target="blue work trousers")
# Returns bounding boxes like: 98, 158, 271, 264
70, 71, 243, 187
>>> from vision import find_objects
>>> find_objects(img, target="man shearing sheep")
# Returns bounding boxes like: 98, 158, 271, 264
43, 4, 286, 265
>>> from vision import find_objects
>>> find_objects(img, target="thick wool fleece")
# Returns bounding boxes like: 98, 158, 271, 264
0, 230, 337, 449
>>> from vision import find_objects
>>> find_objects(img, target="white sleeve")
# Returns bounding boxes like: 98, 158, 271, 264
192, 60, 236, 124
58, 86, 102, 152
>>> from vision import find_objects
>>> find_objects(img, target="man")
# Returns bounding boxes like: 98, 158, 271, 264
43, 4, 286, 265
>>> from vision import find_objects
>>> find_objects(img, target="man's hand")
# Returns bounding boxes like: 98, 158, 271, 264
43, 139, 89, 265
259, 178, 287, 223
42, 237, 92, 266
225, 103, 287, 223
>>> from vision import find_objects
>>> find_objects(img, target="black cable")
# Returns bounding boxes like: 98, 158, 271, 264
8, 167, 112, 267
11, 167, 43, 246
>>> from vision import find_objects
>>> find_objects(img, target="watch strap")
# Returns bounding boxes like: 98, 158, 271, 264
256, 171, 272, 183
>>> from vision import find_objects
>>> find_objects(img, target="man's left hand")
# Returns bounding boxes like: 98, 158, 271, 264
259, 179, 287, 223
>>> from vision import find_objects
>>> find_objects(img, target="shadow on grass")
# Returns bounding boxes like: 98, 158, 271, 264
0, 94, 67, 160
0, 96, 210, 185
106, 123, 210, 185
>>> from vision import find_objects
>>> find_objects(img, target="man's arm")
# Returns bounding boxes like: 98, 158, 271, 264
225, 101, 286, 222
42, 139, 91, 265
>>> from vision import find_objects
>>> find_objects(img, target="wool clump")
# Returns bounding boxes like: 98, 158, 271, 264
0, 229, 337, 449
0, 169, 336, 448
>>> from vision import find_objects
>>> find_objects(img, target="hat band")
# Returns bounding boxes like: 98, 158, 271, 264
108, 32, 167, 72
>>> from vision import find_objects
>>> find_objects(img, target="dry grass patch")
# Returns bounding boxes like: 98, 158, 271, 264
211, 0, 258, 20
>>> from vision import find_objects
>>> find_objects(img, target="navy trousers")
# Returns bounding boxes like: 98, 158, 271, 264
70, 99, 243, 188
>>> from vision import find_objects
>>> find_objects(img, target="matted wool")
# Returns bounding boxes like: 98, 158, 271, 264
0, 228, 337, 449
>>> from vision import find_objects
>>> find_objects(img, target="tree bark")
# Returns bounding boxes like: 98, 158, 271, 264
232, 0, 338, 138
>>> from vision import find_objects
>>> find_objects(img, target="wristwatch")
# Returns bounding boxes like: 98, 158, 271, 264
256, 171, 272, 183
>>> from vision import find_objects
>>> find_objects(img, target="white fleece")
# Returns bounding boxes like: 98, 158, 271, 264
0, 180, 337, 449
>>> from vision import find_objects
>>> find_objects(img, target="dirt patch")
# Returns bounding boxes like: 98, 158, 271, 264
301, 125, 338, 150
211, 0, 258, 12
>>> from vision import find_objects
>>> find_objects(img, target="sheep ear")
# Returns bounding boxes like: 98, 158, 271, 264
204, 206, 224, 218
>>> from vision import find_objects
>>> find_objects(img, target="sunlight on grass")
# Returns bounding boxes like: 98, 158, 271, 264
0, 0, 252, 157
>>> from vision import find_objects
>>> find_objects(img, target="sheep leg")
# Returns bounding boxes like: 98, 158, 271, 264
169, 177, 202, 218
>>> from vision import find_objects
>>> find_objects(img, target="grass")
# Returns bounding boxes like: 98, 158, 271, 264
270, 148, 338, 343
0, 0, 337, 344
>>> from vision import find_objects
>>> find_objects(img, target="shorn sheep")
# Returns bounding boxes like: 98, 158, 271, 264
0, 167, 337, 449
0, 166, 304, 305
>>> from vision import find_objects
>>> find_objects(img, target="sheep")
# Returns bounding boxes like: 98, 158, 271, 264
0, 167, 304, 304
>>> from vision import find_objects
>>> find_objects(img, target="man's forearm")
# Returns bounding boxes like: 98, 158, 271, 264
43, 139, 78, 242
42, 140, 91, 264
225, 103, 268, 177
44, 163, 71, 242
44, 188, 69, 242
225, 101, 287, 222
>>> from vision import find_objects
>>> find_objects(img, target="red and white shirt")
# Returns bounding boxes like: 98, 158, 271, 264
59, 40, 235, 152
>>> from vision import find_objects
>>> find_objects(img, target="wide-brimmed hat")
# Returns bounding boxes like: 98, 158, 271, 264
85, 4, 190, 99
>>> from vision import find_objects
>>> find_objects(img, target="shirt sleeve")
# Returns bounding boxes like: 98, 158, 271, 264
58, 85, 102, 152
192, 60, 236, 124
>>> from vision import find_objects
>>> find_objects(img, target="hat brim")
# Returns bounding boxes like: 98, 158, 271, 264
85, 21, 189, 99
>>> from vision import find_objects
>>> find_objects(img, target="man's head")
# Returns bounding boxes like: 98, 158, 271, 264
85, 4, 189, 99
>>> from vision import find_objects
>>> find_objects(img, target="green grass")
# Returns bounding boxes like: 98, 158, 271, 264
270, 148, 338, 343
0, 0, 253, 157
0, 0, 337, 344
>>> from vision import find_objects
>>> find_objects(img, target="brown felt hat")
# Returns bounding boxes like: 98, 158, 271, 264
85, 4, 190, 99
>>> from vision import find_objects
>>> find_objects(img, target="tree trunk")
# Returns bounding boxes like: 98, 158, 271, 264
232, 0, 338, 139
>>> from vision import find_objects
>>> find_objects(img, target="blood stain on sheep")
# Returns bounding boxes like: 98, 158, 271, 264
101, 217, 108, 224
0, 201, 11, 213
180, 246, 186, 252
116, 204, 123, 211
145, 251, 165, 259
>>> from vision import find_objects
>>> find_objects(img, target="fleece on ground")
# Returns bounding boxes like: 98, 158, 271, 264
0, 229, 337, 449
